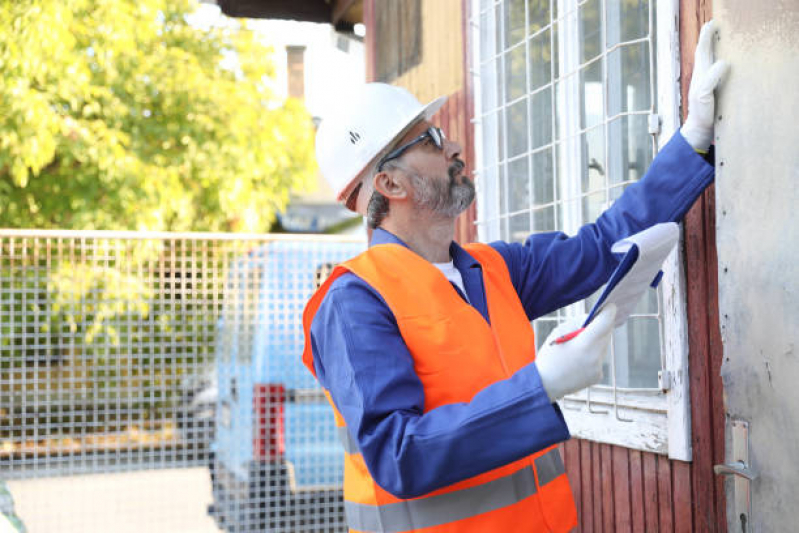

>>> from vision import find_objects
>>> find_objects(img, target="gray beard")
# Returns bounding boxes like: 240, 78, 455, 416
410, 163, 475, 218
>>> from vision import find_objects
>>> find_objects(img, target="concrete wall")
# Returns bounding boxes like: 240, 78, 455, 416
714, 1, 799, 531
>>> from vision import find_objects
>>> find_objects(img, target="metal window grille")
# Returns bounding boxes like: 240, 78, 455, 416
473, 0, 666, 418
0, 230, 363, 533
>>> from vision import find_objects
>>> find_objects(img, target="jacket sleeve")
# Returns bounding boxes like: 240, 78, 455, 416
310, 274, 570, 499
491, 129, 715, 320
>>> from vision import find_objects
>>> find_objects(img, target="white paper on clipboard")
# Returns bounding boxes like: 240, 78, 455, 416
583, 222, 680, 329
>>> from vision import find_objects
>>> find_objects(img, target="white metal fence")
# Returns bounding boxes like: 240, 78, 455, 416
0, 230, 365, 533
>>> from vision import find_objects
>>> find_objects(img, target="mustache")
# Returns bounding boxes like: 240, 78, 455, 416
448, 158, 466, 179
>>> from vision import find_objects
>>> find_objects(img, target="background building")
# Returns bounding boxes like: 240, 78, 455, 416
197, 1, 367, 234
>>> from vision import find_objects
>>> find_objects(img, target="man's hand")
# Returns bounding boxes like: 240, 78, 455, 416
681, 20, 731, 151
535, 305, 617, 402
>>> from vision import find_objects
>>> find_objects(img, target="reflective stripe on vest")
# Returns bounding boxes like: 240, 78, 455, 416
344, 448, 565, 533
338, 425, 359, 455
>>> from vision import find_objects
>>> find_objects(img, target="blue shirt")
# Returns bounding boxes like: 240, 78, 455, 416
309, 131, 714, 499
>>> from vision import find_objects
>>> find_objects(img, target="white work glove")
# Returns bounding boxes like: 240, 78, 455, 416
680, 20, 730, 151
535, 305, 617, 402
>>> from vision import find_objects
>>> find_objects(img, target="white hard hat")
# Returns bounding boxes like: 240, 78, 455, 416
315, 83, 447, 210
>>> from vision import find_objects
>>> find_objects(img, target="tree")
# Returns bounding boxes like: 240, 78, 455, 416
0, 0, 315, 232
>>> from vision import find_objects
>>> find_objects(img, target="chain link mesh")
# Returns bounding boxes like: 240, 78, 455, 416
0, 231, 364, 532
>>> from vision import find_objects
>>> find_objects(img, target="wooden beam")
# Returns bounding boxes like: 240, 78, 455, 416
331, 0, 361, 25
218, 0, 330, 22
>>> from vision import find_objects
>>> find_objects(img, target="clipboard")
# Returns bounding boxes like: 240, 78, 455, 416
582, 222, 680, 329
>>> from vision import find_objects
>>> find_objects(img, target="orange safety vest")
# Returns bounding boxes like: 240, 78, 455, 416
302, 243, 577, 532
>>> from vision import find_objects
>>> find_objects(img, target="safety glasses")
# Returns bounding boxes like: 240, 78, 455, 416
377, 126, 446, 172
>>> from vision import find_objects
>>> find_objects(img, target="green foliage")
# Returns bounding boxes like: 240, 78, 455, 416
0, 0, 315, 232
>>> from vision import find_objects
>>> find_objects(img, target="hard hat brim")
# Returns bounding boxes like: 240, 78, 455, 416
337, 94, 449, 209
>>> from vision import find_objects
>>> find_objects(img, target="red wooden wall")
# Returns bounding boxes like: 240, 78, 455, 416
680, 0, 727, 530
365, 0, 726, 530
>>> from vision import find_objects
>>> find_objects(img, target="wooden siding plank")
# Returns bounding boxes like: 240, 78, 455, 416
643, 452, 660, 532
658, 455, 675, 533
580, 439, 595, 532
592, 441, 603, 531
563, 440, 583, 533
673, 460, 694, 533
613, 445, 632, 533
601, 444, 615, 533
629, 449, 646, 532
685, 194, 717, 532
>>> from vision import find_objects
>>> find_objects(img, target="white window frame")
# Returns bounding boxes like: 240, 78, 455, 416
471, 0, 691, 460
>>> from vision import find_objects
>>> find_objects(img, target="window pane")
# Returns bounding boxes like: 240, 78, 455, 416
598, 343, 613, 385
582, 191, 604, 223
608, 42, 651, 116
496, 2, 503, 54
530, 87, 552, 149
581, 127, 606, 193
552, 20, 560, 79
498, 108, 506, 162
608, 183, 627, 202
500, 163, 509, 213
580, 0, 602, 63
608, 114, 652, 184
584, 286, 601, 314
528, 29, 552, 92
508, 156, 530, 212
633, 287, 659, 315
534, 319, 558, 351
532, 206, 556, 233
509, 212, 531, 243
507, 98, 529, 157
481, 58, 498, 112
531, 148, 554, 205
505, 45, 527, 101
505, 0, 526, 47
606, 0, 649, 47
528, 0, 551, 34
500, 215, 510, 240
613, 317, 661, 388
581, 59, 604, 129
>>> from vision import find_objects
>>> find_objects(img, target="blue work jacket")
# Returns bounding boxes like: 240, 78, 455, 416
309, 130, 714, 498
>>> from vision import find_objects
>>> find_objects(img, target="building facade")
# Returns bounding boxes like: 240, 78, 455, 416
222, 0, 798, 530
363, 1, 797, 532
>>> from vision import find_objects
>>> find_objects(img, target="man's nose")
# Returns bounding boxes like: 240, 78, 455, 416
444, 138, 462, 160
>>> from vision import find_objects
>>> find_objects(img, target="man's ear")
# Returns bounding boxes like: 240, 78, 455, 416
373, 169, 409, 200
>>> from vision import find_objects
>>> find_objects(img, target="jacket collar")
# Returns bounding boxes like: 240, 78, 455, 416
370, 228, 481, 271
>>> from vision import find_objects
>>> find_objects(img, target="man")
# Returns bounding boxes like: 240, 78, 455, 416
302, 21, 728, 533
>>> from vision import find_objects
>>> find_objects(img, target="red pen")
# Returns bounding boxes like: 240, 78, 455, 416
551, 327, 585, 345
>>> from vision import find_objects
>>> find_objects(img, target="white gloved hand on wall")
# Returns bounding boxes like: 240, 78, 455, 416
680, 20, 731, 151
535, 304, 617, 402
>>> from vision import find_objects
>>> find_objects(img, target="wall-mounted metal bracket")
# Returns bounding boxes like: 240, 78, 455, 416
714, 420, 755, 532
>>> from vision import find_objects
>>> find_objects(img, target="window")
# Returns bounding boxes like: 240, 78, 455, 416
472, 0, 691, 460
